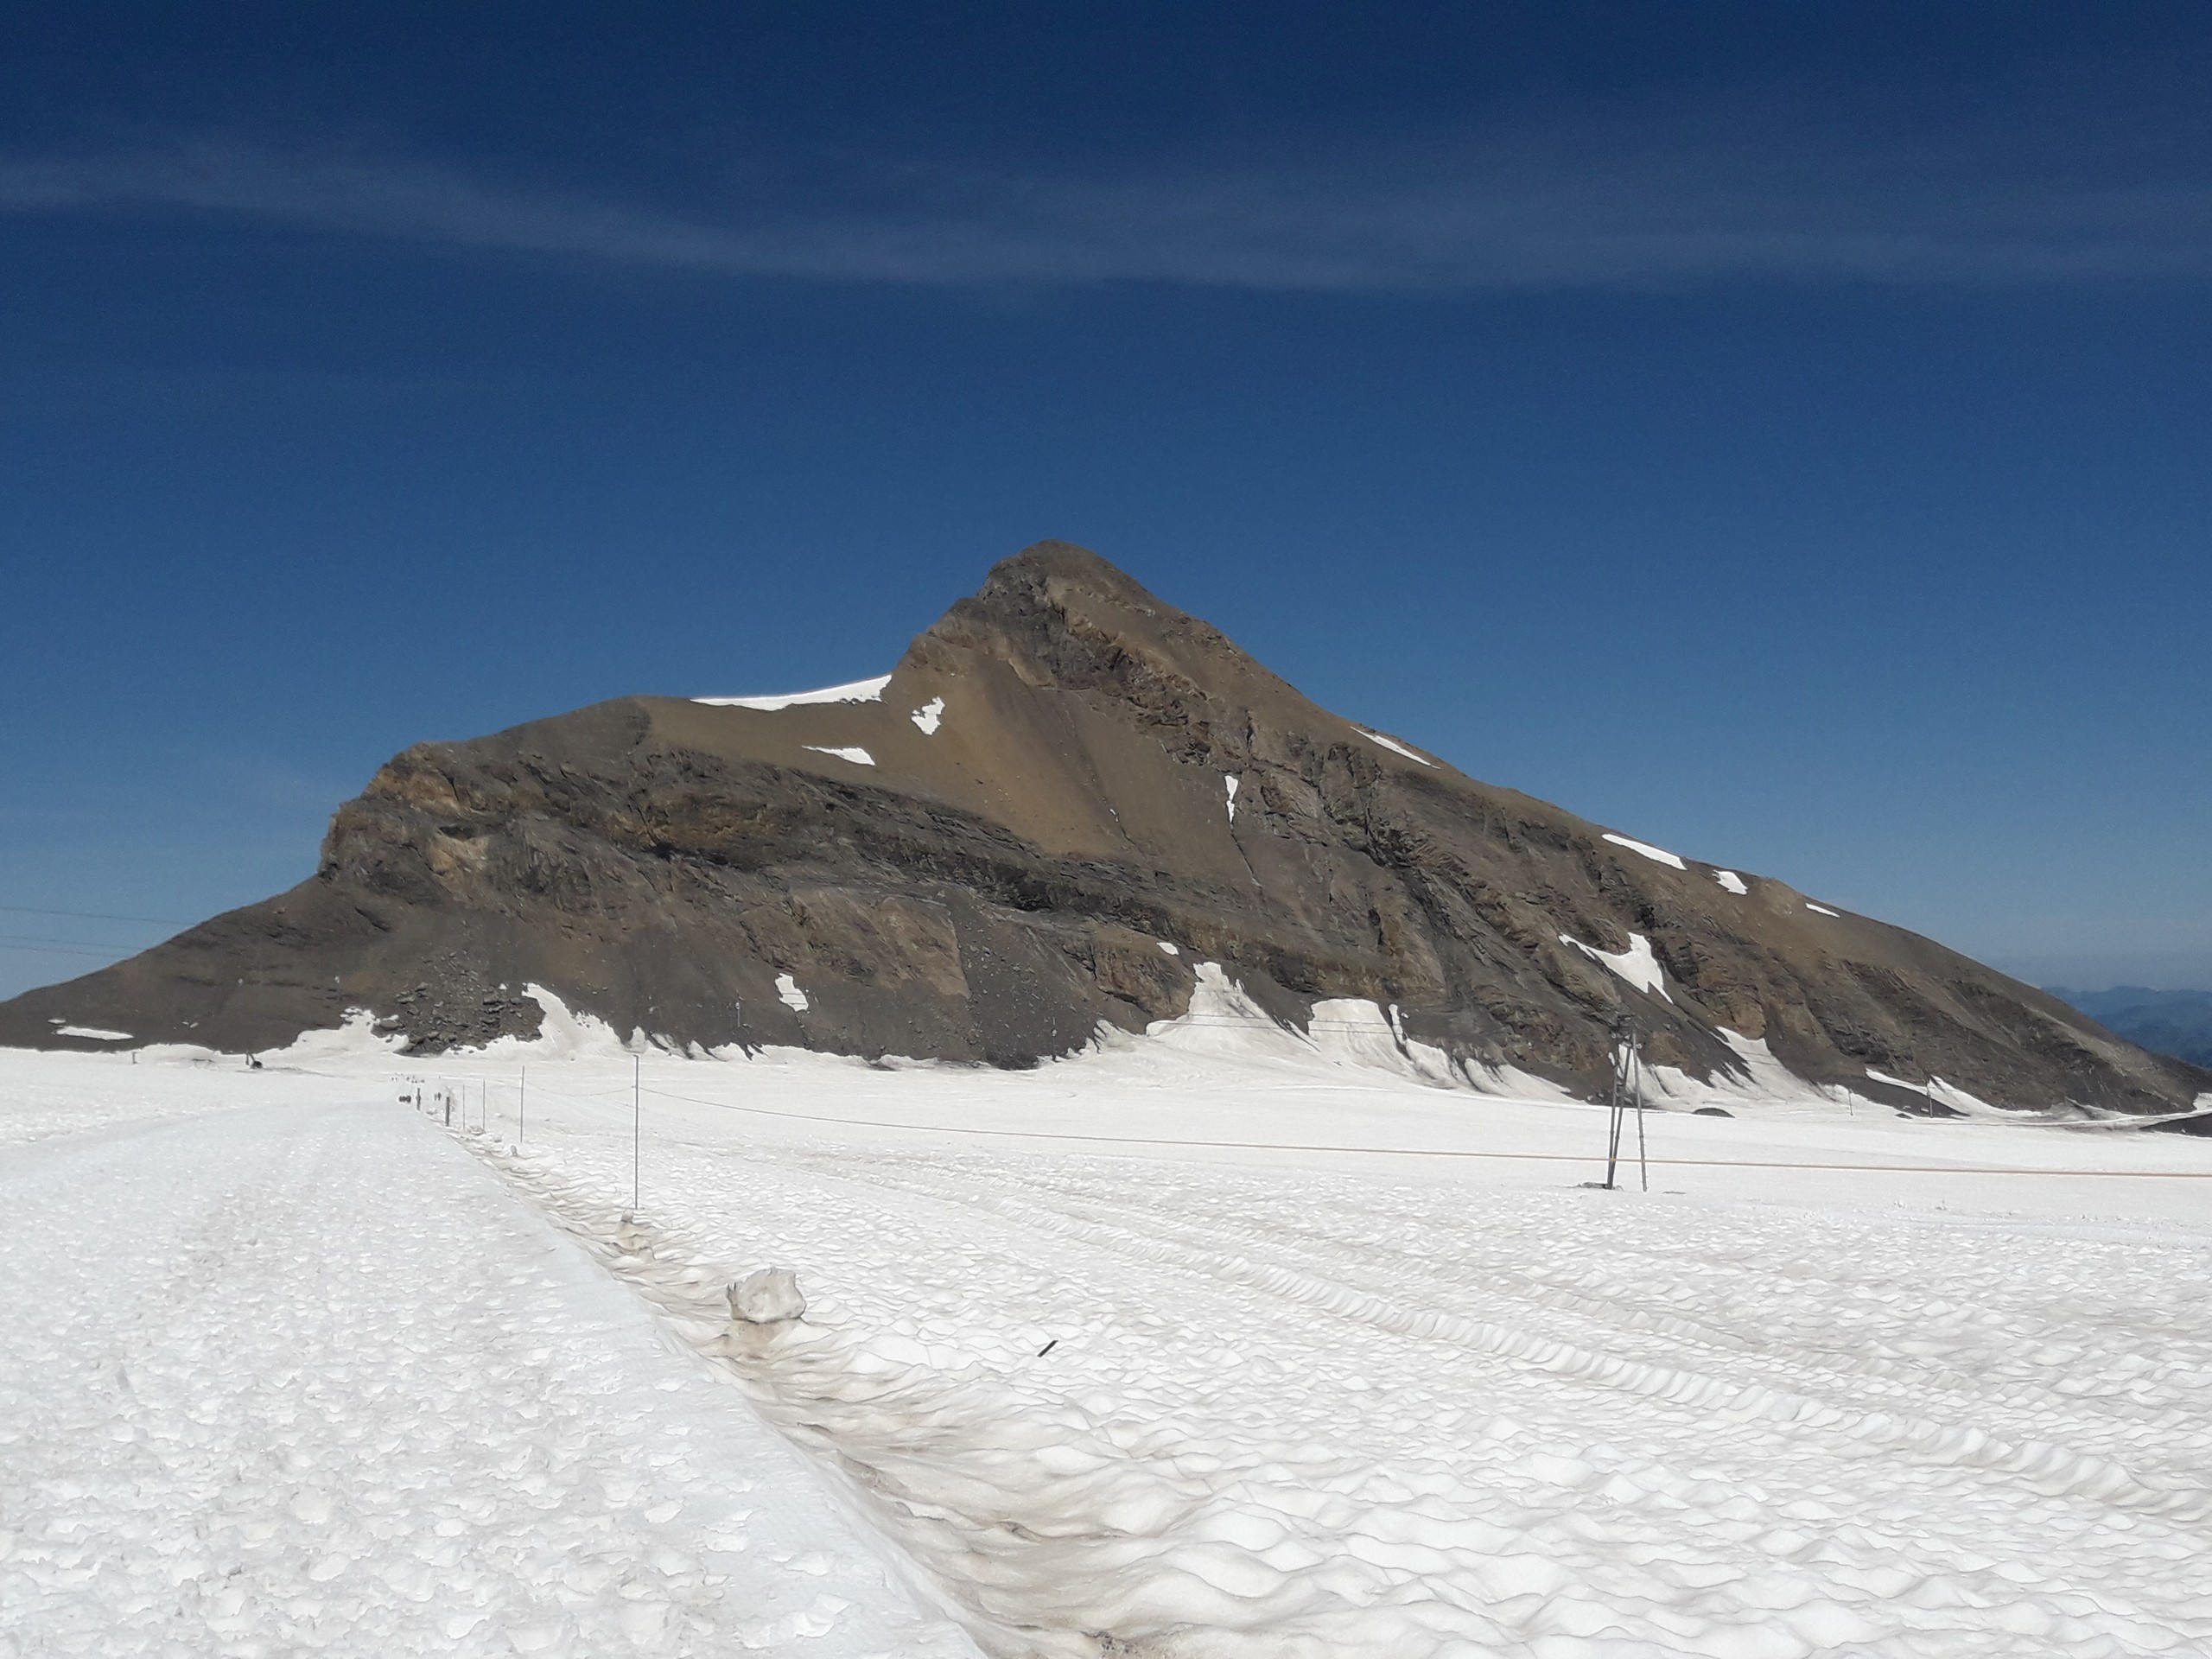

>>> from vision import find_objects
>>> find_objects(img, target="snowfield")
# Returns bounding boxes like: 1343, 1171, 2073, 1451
4, 1011, 2210, 1657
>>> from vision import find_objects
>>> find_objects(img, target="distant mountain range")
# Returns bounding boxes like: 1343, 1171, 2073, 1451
4, 541, 2207, 1122
2050, 987, 2212, 1068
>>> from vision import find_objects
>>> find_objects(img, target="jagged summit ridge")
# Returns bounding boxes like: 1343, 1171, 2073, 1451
919, 540, 1307, 720
3, 541, 2204, 1122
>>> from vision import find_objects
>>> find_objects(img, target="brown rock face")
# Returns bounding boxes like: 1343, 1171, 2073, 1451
4, 542, 2204, 1119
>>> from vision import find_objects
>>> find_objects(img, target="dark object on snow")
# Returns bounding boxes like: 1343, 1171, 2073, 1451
1693, 1107, 1733, 1117
3, 543, 2202, 1120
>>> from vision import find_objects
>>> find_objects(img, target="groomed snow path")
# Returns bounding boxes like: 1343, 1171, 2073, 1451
0, 1103, 980, 1659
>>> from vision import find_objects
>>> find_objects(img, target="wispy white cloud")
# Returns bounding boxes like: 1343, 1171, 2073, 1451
4, 117, 2209, 291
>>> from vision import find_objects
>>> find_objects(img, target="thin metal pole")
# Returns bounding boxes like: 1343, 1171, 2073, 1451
1632, 1033, 1649, 1192
1602, 1022, 1624, 1190
632, 1052, 641, 1215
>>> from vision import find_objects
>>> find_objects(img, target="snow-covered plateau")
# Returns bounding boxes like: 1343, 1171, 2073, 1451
4, 999, 2210, 1658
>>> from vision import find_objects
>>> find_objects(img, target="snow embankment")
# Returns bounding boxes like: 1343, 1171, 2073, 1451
1644, 1028, 1886, 1116
1133, 963, 1466, 1091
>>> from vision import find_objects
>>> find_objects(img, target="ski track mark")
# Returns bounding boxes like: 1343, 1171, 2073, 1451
811, 1159, 2212, 1522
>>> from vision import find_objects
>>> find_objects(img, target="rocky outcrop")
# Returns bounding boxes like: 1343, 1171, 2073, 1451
5, 542, 2205, 1120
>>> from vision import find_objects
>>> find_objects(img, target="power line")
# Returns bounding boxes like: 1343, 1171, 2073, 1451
315, 1059, 2211, 1181
0, 904, 190, 926
629, 1078, 2211, 1179
0, 937, 134, 957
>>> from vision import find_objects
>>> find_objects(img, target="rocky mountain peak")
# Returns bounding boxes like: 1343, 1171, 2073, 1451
3, 543, 2205, 1128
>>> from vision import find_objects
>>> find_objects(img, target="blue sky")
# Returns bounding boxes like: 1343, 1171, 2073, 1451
3, 3, 2209, 998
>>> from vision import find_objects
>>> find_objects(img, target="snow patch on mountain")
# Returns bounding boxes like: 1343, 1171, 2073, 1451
1602, 833, 1686, 870
1354, 728, 1436, 766
1561, 932, 1671, 1001
911, 696, 945, 734
1714, 869, 1749, 895
693, 675, 891, 710
804, 746, 876, 766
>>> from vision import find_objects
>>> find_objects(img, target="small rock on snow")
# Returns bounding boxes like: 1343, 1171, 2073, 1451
729, 1268, 807, 1325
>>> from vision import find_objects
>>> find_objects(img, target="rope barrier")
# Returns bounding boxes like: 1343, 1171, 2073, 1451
296, 1058, 2207, 1183
629, 1080, 2212, 1179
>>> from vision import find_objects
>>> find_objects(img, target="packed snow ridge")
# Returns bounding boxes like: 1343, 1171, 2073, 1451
694, 675, 892, 710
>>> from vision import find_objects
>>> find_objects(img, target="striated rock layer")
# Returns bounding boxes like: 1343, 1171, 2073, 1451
5, 542, 2204, 1120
